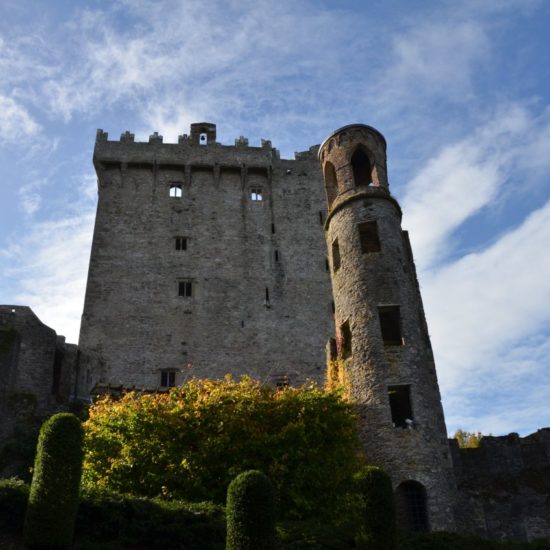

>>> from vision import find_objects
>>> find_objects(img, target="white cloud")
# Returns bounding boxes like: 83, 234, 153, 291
421, 200, 550, 434
0, 95, 41, 143
389, 21, 489, 100
402, 104, 550, 268
6, 212, 95, 343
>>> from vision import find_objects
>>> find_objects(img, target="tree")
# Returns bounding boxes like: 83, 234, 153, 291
83, 376, 362, 519
454, 429, 485, 448
23, 413, 84, 549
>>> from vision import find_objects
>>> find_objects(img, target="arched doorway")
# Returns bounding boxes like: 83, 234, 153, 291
395, 480, 429, 532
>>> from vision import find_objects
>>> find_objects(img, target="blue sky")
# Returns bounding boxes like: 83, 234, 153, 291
1, 0, 549, 437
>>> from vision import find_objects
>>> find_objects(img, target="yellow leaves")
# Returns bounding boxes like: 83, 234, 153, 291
81, 375, 361, 518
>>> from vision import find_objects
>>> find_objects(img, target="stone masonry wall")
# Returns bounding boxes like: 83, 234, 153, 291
79, 125, 333, 394
451, 429, 550, 541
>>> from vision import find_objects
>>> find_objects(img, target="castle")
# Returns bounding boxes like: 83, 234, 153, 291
1, 122, 549, 540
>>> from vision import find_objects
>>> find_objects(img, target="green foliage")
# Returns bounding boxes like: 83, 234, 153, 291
76, 488, 225, 549
354, 465, 396, 550
83, 376, 362, 519
23, 413, 84, 550
226, 470, 275, 550
0, 478, 29, 534
454, 429, 485, 448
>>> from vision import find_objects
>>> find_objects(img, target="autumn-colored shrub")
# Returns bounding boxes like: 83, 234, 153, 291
226, 470, 275, 550
23, 413, 84, 549
83, 376, 362, 519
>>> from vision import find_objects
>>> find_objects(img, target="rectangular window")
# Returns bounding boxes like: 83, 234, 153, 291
250, 188, 263, 201
388, 385, 413, 428
271, 223, 275, 234
178, 281, 193, 297
378, 306, 402, 345
319, 211, 324, 225
332, 239, 341, 272
175, 237, 187, 251
274, 250, 279, 262
358, 221, 381, 253
274, 373, 290, 389
161, 371, 176, 388
339, 319, 352, 359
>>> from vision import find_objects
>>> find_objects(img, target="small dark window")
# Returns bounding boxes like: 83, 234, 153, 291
332, 239, 341, 272
274, 373, 290, 389
395, 481, 429, 532
358, 221, 381, 253
319, 211, 324, 225
161, 371, 176, 387
325, 258, 329, 271
274, 250, 279, 262
271, 223, 276, 234
379, 306, 402, 345
339, 319, 352, 359
178, 281, 193, 297
351, 149, 372, 186
250, 188, 263, 201
265, 287, 270, 302
388, 385, 413, 428
331, 301, 335, 315
169, 184, 182, 198
175, 237, 187, 251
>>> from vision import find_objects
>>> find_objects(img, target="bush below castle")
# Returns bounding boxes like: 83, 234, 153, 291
82, 376, 363, 520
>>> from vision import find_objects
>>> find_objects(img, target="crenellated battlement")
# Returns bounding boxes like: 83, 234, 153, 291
94, 123, 320, 168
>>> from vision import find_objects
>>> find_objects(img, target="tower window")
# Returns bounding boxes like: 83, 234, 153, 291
199, 132, 208, 145
250, 188, 263, 201
358, 221, 381, 253
351, 149, 373, 186
271, 223, 275, 234
324, 162, 338, 207
339, 319, 352, 359
175, 237, 187, 251
274, 250, 279, 262
169, 184, 183, 198
388, 385, 413, 428
378, 306, 402, 345
160, 370, 176, 388
332, 238, 341, 272
178, 280, 193, 297
319, 211, 324, 225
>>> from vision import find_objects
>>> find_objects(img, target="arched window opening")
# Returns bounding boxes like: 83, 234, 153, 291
324, 162, 338, 207
351, 149, 373, 187
169, 184, 182, 198
395, 481, 429, 532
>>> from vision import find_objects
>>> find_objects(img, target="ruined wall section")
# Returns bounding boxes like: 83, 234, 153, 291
451, 430, 550, 541
79, 128, 332, 393
0, 306, 76, 442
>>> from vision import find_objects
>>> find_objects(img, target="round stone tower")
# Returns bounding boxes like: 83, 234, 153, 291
319, 124, 456, 531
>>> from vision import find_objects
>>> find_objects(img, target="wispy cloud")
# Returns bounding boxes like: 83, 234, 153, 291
402, 104, 550, 268
0, 95, 40, 143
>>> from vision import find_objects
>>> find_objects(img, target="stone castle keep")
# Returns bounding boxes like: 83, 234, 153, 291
1, 122, 549, 540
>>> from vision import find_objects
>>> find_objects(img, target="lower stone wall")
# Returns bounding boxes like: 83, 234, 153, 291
450, 429, 550, 541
